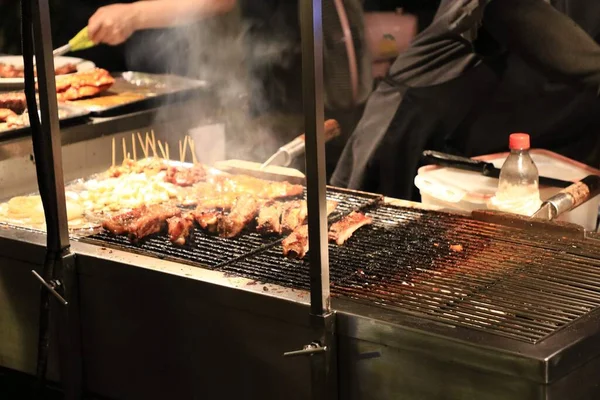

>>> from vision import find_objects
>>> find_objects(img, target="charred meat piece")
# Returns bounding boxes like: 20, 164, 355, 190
102, 204, 181, 242
0, 92, 27, 114
218, 195, 263, 238
256, 202, 284, 235
127, 204, 181, 241
164, 164, 206, 186
282, 225, 309, 259
167, 213, 195, 246
328, 212, 372, 245
281, 200, 338, 234
102, 205, 147, 235
55, 68, 115, 101
191, 208, 220, 233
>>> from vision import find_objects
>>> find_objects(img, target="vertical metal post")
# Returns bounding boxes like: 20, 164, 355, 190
23, 0, 83, 398
301, 0, 338, 399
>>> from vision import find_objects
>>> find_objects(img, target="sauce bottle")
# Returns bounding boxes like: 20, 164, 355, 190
488, 133, 542, 216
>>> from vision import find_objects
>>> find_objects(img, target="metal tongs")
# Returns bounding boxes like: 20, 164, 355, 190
532, 175, 600, 221
53, 27, 95, 57
260, 119, 341, 169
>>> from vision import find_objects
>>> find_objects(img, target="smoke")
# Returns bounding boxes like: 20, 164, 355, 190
123, 5, 302, 164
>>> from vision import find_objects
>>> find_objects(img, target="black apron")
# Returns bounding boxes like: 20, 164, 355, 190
330, 0, 495, 200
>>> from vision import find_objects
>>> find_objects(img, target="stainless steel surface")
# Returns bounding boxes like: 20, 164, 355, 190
0, 104, 90, 138
52, 43, 70, 57
2, 227, 600, 399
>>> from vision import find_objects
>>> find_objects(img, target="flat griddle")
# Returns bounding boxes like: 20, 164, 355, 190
67, 71, 212, 117
0, 102, 90, 138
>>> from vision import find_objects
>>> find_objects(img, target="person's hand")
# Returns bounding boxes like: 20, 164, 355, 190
88, 3, 141, 46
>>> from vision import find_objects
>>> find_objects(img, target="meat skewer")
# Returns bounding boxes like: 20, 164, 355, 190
191, 208, 220, 233
167, 213, 195, 246
102, 204, 181, 242
218, 195, 264, 238
328, 211, 373, 245
281, 200, 339, 234
282, 225, 309, 259
164, 164, 206, 186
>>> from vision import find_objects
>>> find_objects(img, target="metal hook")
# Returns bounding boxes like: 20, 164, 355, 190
32, 270, 68, 306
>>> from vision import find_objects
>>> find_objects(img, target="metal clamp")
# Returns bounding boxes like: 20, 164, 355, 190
32, 270, 68, 306
284, 342, 327, 358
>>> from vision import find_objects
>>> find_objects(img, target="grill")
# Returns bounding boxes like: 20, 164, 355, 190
79, 187, 600, 345
221, 204, 600, 344
80, 188, 382, 269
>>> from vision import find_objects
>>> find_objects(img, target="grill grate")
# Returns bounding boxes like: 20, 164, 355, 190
80, 188, 381, 269
79, 185, 600, 344
221, 204, 600, 344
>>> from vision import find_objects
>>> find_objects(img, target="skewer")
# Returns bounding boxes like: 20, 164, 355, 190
182, 136, 189, 163
111, 137, 115, 167
157, 140, 167, 159
137, 132, 148, 159
189, 138, 198, 164
127, 152, 131, 160
131, 134, 137, 161
151, 130, 157, 157
122, 138, 127, 162
165, 142, 170, 160
179, 140, 183, 162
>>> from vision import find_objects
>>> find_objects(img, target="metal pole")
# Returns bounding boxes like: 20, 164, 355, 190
301, 0, 338, 399
23, 0, 83, 398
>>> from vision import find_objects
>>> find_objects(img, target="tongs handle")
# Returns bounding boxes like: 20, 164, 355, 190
54, 27, 95, 56
281, 119, 341, 158
536, 175, 600, 219
422, 150, 489, 172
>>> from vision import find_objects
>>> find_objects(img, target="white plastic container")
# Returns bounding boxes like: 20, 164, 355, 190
415, 149, 600, 231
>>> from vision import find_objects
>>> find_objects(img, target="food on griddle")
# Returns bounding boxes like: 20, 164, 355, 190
282, 225, 309, 259
0, 108, 21, 128
102, 204, 181, 242
0, 62, 77, 78
256, 202, 284, 235
81, 172, 182, 212
281, 200, 338, 234
167, 213, 195, 245
164, 164, 206, 186
217, 195, 264, 238
191, 208, 220, 233
328, 212, 373, 245
450, 244, 463, 252
0, 194, 83, 226
55, 68, 115, 101
0, 92, 27, 114
107, 158, 169, 178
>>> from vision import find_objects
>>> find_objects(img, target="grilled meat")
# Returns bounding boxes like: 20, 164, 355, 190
189, 175, 303, 208
102, 204, 181, 242
55, 68, 114, 101
191, 208, 220, 233
328, 212, 372, 245
0, 62, 77, 78
281, 200, 338, 234
282, 225, 309, 259
0, 108, 17, 123
167, 213, 194, 246
0, 92, 27, 114
164, 164, 206, 186
107, 158, 169, 178
217, 195, 263, 238
256, 202, 284, 235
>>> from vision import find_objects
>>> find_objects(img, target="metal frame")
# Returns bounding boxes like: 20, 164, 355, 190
21, 0, 82, 398
283, 1, 338, 399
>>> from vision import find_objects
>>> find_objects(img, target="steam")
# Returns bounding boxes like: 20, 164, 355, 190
123, 5, 301, 164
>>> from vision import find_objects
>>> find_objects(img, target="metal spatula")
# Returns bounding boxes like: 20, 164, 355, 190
260, 119, 341, 169
532, 175, 600, 221
53, 27, 95, 57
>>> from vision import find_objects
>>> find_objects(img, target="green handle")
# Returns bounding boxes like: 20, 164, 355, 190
68, 27, 95, 52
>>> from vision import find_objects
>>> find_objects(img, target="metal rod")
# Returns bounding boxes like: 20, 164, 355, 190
301, 0, 330, 317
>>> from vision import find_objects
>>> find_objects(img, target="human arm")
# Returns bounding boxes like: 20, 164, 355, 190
483, 0, 600, 94
88, 0, 237, 45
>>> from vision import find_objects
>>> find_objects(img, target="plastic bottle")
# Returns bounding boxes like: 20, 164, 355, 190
488, 133, 542, 216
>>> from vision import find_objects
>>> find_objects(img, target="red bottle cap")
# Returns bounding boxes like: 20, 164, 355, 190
509, 133, 530, 150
